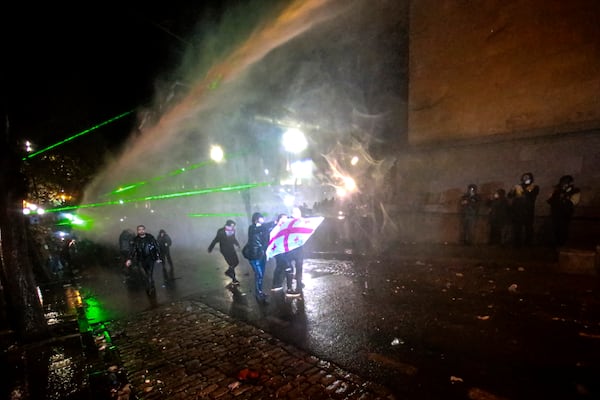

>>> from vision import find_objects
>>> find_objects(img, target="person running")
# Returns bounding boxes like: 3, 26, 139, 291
125, 225, 162, 295
245, 212, 276, 304
208, 220, 241, 285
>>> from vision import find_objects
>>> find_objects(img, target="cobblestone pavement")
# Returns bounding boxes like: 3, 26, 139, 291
108, 299, 396, 399
3, 243, 597, 399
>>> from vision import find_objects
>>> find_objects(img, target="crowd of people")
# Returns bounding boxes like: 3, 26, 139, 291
119, 225, 173, 295
121, 206, 308, 304
120, 172, 581, 301
210, 207, 306, 305
459, 172, 581, 248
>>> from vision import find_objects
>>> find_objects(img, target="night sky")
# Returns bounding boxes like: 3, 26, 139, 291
4, 2, 230, 151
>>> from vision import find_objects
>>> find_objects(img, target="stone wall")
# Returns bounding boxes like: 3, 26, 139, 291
388, 131, 600, 246
408, 0, 600, 144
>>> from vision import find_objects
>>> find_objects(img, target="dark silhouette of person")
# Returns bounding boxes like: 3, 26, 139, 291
208, 220, 241, 285
271, 214, 291, 293
508, 172, 540, 247
270, 213, 303, 298
119, 229, 135, 263
547, 175, 581, 247
157, 229, 174, 285
125, 225, 162, 295
487, 188, 510, 245
459, 184, 481, 245
246, 212, 276, 304
285, 207, 305, 296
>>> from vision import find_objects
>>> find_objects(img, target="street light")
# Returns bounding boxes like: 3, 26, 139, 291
282, 128, 307, 153
210, 145, 224, 162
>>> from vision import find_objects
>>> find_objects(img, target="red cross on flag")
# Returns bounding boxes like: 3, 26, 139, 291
266, 217, 324, 260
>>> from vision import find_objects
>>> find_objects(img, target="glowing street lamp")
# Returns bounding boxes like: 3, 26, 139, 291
210, 145, 224, 162
282, 128, 307, 153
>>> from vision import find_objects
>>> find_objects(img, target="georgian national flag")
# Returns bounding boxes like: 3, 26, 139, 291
266, 217, 324, 260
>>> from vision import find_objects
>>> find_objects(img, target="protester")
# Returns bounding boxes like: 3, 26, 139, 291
271, 214, 295, 295
285, 207, 305, 296
157, 229, 174, 285
266, 207, 323, 298
125, 225, 162, 295
245, 212, 277, 304
208, 220, 241, 285
118, 229, 135, 263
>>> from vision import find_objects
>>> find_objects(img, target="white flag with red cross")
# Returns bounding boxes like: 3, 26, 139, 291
266, 217, 324, 260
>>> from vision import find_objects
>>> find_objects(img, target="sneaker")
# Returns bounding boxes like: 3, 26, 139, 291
270, 286, 283, 292
285, 290, 301, 298
231, 279, 240, 286
256, 293, 269, 304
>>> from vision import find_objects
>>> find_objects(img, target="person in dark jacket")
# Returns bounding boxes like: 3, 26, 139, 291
246, 212, 276, 303
125, 225, 162, 295
508, 172, 540, 247
157, 229, 174, 285
118, 229, 135, 263
208, 220, 241, 285
547, 175, 581, 247
487, 188, 510, 245
459, 184, 481, 245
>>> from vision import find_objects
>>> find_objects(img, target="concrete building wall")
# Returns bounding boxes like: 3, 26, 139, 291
408, 0, 600, 144
393, 0, 600, 246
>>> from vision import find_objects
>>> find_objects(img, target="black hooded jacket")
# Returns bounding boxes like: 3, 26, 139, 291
246, 221, 276, 260
128, 233, 161, 262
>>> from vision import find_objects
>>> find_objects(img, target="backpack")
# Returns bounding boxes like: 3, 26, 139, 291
242, 244, 251, 260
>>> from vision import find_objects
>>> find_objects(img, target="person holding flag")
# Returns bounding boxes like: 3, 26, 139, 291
266, 207, 324, 296
271, 214, 295, 296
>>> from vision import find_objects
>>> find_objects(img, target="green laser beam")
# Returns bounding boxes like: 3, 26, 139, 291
105, 151, 246, 197
47, 182, 269, 212
23, 110, 134, 160
108, 181, 148, 196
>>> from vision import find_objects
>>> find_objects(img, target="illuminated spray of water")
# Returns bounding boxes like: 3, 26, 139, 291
80, 0, 404, 250
88, 0, 350, 190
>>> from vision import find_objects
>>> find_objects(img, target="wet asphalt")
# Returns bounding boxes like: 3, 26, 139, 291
3, 243, 600, 399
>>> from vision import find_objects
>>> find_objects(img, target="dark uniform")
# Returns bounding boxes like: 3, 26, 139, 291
547, 175, 581, 247
508, 173, 539, 247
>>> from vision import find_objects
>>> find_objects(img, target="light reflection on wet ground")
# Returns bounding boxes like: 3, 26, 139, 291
8, 246, 599, 399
